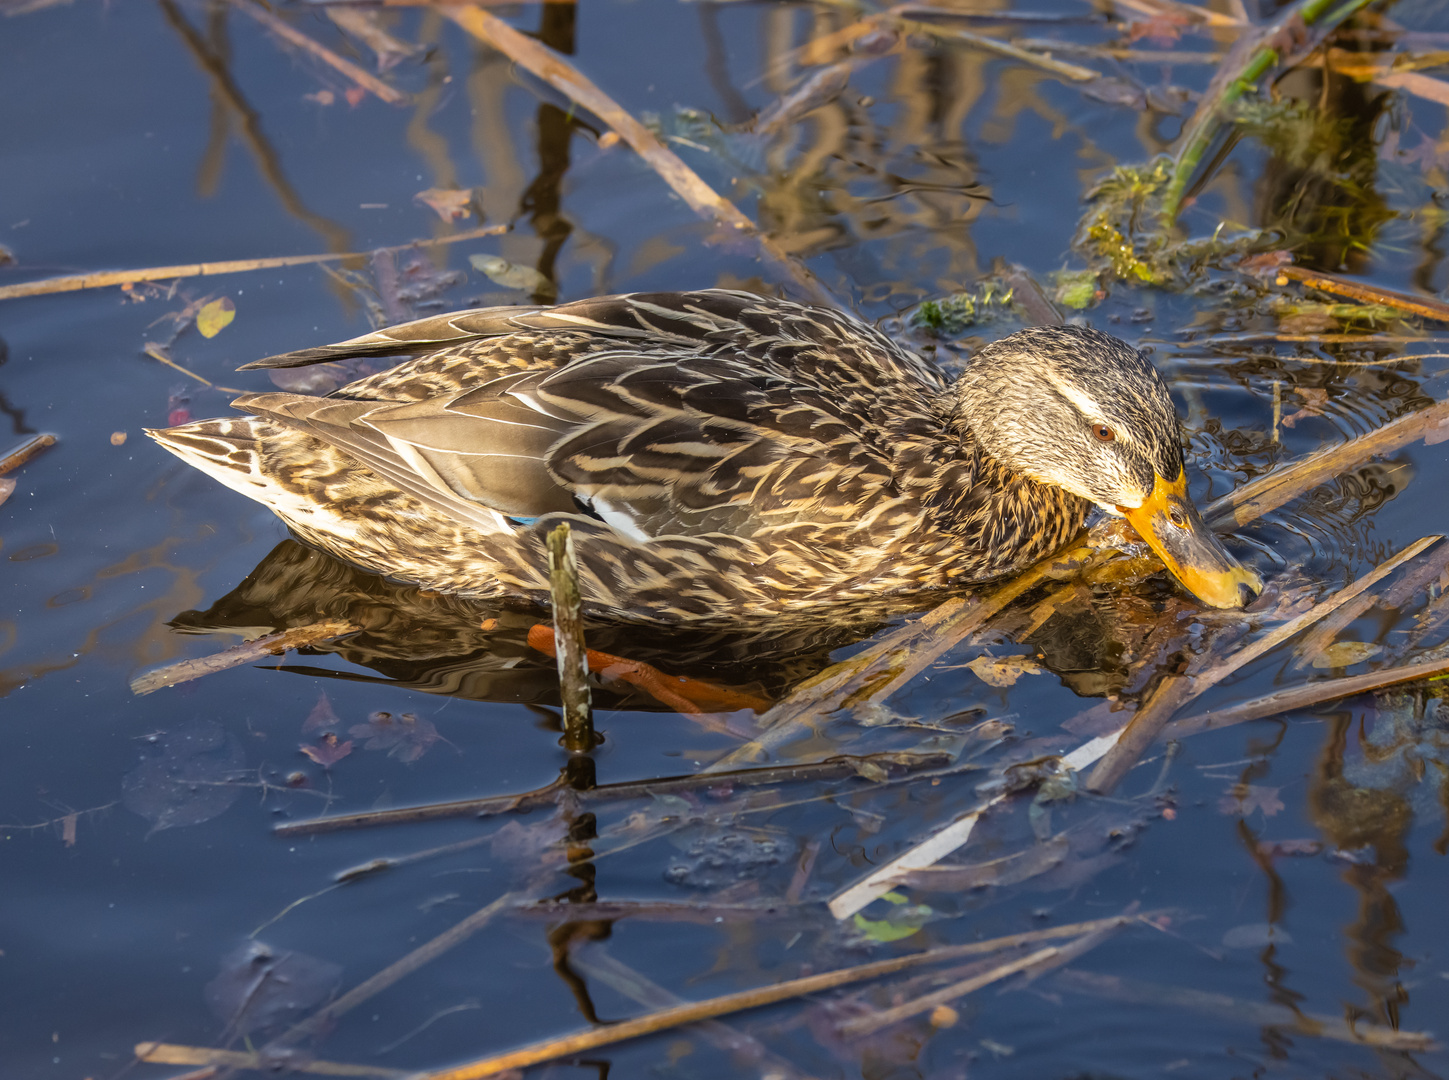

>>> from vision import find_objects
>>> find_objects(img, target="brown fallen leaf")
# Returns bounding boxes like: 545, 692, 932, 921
468, 254, 554, 296
1239, 250, 1293, 278
414, 187, 474, 222
1311, 640, 1382, 668
1281, 387, 1329, 428
0, 477, 14, 507
349, 711, 443, 763
110, 431, 127, 446
966, 654, 1044, 688
196, 296, 236, 338
299, 734, 352, 768
1126, 12, 1190, 44
301, 691, 342, 735
1219, 784, 1285, 817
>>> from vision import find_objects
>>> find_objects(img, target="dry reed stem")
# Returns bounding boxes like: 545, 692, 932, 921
895, 17, 1099, 79
1108, 0, 1246, 27
0, 433, 57, 474
1086, 535, 1442, 792
445, 5, 836, 307
129, 619, 360, 695
406, 914, 1141, 1080
546, 523, 592, 749
0, 224, 506, 301
1053, 971, 1438, 1051
1276, 264, 1449, 322
135, 1042, 406, 1078
1165, 653, 1449, 738
228, 0, 408, 104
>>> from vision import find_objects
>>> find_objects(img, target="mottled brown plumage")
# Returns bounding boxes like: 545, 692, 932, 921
148, 289, 1241, 625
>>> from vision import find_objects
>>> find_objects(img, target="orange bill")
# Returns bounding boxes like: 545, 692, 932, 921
1119, 469, 1262, 609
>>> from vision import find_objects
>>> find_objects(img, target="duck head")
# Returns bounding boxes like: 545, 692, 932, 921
954, 324, 1262, 609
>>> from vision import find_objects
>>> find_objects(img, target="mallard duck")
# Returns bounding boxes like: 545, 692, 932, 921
148, 289, 1261, 624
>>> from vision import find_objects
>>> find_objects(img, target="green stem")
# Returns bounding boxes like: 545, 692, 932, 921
1162, 0, 1378, 221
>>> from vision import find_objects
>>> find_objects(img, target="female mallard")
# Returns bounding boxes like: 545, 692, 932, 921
149, 289, 1260, 624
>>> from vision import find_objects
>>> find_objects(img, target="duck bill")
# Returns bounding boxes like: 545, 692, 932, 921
1119, 470, 1262, 610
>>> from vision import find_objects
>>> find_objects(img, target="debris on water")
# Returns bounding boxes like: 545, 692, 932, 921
1310, 640, 1382, 668
299, 733, 352, 768
1217, 784, 1284, 818
664, 830, 790, 889
469, 254, 555, 298
349, 711, 446, 763
414, 187, 475, 222
204, 940, 342, 1039
195, 296, 235, 338
121, 719, 246, 833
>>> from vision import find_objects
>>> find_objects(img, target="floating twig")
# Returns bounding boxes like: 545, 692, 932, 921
1085, 535, 1443, 793
405, 915, 1143, 1080
839, 921, 1125, 1038
274, 750, 955, 836
227, 0, 408, 104
0, 433, 57, 474
545, 523, 592, 751
1053, 971, 1438, 1051
445, 5, 837, 307
1108, 0, 1246, 28
134, 1042, 406, 1078
1165, 654, 1449, 739
1274, 263, 1449, 323
129, 619, 360, 695
0, 224, 506, 301
895, 17, 1101, 81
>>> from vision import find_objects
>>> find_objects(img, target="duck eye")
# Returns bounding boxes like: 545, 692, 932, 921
1092, 424, 1115, 442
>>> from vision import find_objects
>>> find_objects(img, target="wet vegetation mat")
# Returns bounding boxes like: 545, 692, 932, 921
5, 0, 1449, 1076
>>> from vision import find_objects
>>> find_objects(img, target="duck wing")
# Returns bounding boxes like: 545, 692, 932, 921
233, 291, 948, 542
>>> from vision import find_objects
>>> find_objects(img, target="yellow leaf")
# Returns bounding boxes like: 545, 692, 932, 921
414, 187, 474, 222
196, 297, 235, 338
1312, 641, 1381, 668
966, 654, 1044, 687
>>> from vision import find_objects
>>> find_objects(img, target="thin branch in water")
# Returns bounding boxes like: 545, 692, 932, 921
0, 433, 56, 474
134, 1042, 407, 1078
894, 16, 1100, 81
1165, 653, 1449, 739
227, 0, 408, 104
1052, 970, 1438, 1051
405, 914, 1145, 1080
273, 750, 955, 836
129, 619, 360, 695
546, 523, 593, 750
0, 224, 506, 301
1086, 535, 1443, 793
1275, 263, 1449, 323
444, 5, 838, 308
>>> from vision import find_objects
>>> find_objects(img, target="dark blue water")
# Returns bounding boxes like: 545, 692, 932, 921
4, 2, 1449, 1078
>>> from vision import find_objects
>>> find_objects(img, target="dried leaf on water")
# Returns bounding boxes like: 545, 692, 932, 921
204, 940, 343, 1038
195, 296, 235, 338
121, 719, 246, 833
965, 654, 1044, 687
1218, 784, 1285, 817
1281, 387, 1328, 428
1310, 640, 1382, 668
468, 254, 554, 297
300, 734, 353, 768
349, 711, 444, 763
0, 477, 14, 508
301, 691, 342, 735
414, 187, 475, 222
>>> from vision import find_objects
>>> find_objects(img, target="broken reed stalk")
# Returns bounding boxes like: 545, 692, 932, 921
1085, 534, 1443, 793
129, 619, 361, 695
406, 914, 1142, 1080
1053, 970, 1438, 1051
0, 224, 506, 301
894, 17, 1100, 80
134, 1042, 407, 1078
1162, 0, 1377, 220
227, 0, 408, 104
0, 433, 57, 474
272, 750, 954, 836
1164, 653, 1449, 738
443, 5, 838, 308
546, 523, 593, 751
1275, 263, 1449, 323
